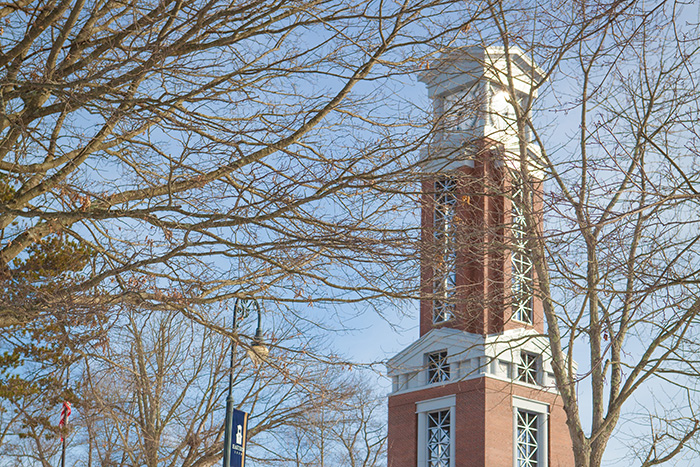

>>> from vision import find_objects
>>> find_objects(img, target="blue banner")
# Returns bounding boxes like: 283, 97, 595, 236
230, 409, 249, 467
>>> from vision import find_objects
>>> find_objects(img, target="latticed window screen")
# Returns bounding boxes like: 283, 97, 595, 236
427, 409, 451, 467
511, 181, 534, 324
433, 178, 457, 323
516, 409, 539, 467
517, 351, 539, 385
427, 350, 450, 384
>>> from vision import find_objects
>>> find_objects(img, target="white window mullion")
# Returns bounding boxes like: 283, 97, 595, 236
517, 351, 539, 385
513, 397, 549, 467
427, 350, 450, 384
434, 177, 457, 323
417, 396, 456, 467
427, 410, 451, 466
516, 409, 539, 466
511, 181, 534, 324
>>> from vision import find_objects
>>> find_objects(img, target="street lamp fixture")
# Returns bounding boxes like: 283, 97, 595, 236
246, 304, 269, 367
223, 298, 269, 467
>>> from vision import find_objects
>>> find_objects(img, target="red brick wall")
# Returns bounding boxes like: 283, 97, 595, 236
454, 380, 487, 466
483, 379, 574, 466
388, 378, 487, 467
387, 377, 574, 467
387, 393, 418, 467
419, 140, 545, 339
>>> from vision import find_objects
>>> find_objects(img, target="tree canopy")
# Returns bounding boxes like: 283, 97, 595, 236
3, 0, 700, 466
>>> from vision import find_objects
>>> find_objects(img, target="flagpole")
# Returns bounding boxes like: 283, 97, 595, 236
61, 425, 66, 467
61, 367, 69, 467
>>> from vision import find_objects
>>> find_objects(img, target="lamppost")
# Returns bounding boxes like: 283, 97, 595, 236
223, 298, 269, 467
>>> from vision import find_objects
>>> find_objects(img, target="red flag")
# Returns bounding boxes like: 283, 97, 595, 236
58, 401, 71, 440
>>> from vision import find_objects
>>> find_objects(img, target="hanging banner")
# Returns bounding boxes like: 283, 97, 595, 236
230, 409, 249, 467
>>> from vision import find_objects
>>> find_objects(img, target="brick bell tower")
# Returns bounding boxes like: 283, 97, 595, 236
386, 47, 574, 467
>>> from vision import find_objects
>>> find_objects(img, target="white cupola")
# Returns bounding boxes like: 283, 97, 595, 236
418, 46, 545, 172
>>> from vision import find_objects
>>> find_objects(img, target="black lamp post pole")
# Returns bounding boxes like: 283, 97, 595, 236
222, 300, 240, 467
223, 298, 263, 467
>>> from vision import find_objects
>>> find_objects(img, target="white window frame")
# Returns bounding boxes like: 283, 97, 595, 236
512, 397, 548, 467
517, 351, 540, 386
426, 350, 450, 384
416, 395, 456, 467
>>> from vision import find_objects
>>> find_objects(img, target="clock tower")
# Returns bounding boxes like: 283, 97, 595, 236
386, 47, 574, 467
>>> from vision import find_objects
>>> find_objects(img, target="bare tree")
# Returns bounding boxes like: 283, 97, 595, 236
10, 1, 700, 466
473, 1, 700, 465
1, 304, 388, 467
0, 0, 481, 315
0, 0, 485, 453
266, 372, 386, 467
